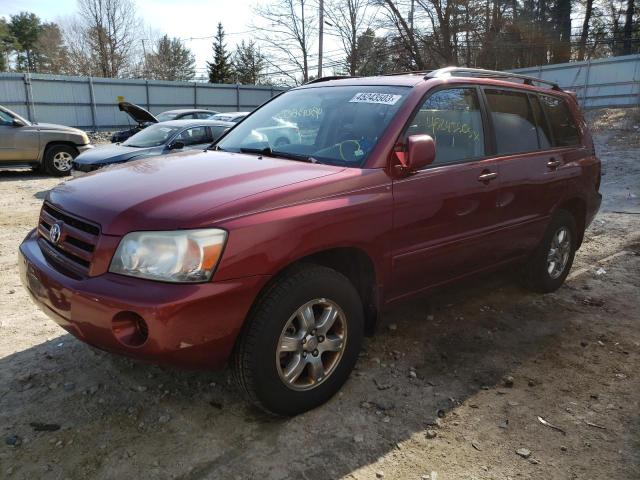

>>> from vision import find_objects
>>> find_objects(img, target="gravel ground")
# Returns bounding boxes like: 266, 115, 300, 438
0, 109, 639, 479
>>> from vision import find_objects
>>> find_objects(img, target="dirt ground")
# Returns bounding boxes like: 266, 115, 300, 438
0, 109, 639, 480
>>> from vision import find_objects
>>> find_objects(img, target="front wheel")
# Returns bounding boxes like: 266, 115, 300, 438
44, 145, 77, 176
232, 264, 364, 415
522, 209, 577, 293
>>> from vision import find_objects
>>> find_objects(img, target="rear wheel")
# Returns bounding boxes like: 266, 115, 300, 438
232, 264, 364, 416
44, 145, 77, 176
522, 209, 577, 293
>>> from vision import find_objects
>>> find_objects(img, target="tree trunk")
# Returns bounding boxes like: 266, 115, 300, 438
622, 0, 635, 55
577, 0, 593, 61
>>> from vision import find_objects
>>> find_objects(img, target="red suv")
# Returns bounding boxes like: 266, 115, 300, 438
19, 68, 601, 415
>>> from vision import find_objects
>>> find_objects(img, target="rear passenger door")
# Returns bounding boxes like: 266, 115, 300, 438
483, 89, 579, 260
391, 87, 501, 299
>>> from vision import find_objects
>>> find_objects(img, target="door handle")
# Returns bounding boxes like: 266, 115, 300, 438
547, 159, 561, 169
478, 172, 498, 182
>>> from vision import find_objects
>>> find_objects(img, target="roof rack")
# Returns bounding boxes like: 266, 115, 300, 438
425, 67, 561, 91
304, 75, 360, 84
382, 70, 434, 77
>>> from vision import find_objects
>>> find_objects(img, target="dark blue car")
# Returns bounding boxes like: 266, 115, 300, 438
72, 119, 234, 176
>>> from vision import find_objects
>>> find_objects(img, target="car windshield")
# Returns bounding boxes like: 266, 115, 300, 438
156, 112, 179, 122
122, 124, 182, 147
216, 85, 410, 167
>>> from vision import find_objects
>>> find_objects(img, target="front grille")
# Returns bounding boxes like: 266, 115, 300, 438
38, 203, 100, 274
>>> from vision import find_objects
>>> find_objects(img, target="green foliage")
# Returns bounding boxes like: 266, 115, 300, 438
207, 23, 234, 84
146, 35, 196, 81
9, 11, 42, 71
233, 40, 266, 85
0, 18, 15, 72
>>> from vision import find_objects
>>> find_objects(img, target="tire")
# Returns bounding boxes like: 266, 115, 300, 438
44, 144, 77, 176
232, 264, 364, 416
522, 209, 577, 293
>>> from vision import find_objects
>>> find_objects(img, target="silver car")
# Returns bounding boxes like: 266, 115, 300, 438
0, 105, 93, 176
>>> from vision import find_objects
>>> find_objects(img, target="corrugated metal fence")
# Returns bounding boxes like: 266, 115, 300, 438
511, 54, 640, 109
1, 54, 638, 130
0, 73, 286, 130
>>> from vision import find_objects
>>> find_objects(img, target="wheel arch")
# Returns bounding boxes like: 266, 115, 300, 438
42, 141, 79, 162
556, 197, 586, 248
245, 246, 381, 338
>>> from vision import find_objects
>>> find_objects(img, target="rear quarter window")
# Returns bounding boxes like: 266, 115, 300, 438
539, 95, 580, 147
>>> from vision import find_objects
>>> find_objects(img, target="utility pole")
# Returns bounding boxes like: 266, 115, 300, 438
318, 0, 324, 78
141, 38, 148, 78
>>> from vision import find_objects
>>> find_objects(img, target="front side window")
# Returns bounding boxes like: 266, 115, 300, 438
539, 95, 580, 147
405, 88, 485, 165
122, 125, 182, 148
176, 126, 213, 146
485, 89, 539, 154
216, 85, 410, 166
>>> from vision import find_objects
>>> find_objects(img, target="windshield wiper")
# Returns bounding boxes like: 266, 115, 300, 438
207, 144, 225, 151
239, 147, 314, 163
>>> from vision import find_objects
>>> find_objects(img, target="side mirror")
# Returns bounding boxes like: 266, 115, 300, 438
12, 118, 25, 127
168, 140, 184, 150
404, 134, 435, 172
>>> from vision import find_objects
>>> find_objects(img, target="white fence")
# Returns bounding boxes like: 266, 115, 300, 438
0, 73, 286, 130
511, 54, 640, 109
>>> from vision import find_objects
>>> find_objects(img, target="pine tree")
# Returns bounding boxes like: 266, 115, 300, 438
207, 22, 234, 83
233, 40, 266, 84
146, 35, 195, 81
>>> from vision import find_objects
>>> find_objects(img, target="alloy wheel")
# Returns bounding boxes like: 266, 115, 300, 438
276, 298, 347, 391
547, 226, 571, 279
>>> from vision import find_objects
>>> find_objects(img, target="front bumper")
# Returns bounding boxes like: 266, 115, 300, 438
19, 229, 268, 369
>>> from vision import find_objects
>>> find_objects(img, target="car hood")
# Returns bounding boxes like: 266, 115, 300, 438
33, 123, 86, 136
48, 151, 346, 235
118, 102, 158, 124
74, 144, 159, 165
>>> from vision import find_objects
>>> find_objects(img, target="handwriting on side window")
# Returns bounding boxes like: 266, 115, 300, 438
425, 115, 481, 142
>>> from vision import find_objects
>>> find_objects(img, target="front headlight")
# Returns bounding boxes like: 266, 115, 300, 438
109, 229, 227, 283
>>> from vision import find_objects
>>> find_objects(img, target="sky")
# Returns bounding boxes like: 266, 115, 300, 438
0, 0, 344, 79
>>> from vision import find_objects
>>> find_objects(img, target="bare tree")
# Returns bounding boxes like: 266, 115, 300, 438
74, 0, 141, 78
325, 0, 374, 75
253, 0, 316, 84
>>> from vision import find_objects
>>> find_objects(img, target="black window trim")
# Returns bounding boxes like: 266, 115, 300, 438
537, 91, 583, 148
398, 83, 493, 171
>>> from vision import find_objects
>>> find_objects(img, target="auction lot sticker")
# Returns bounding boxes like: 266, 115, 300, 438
349, 92, 402, 105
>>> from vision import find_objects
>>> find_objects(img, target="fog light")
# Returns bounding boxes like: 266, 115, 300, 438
112, 311, 148, 347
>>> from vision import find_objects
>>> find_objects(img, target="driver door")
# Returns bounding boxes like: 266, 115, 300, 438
390, 86, 502, 299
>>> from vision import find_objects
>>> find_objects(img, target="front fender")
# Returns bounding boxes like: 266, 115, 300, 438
213, 172, 393, 287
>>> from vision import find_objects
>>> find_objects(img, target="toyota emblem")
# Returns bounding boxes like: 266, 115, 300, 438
49, 223, 62, 244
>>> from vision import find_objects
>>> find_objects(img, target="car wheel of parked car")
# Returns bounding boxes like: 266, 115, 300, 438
232, 264, 364, 416
523, 209, 577, 293
44, 145, 77, 176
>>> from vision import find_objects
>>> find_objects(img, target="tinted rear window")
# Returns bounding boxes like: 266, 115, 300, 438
485, 89, 539, 154
539, 95, 580, 146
